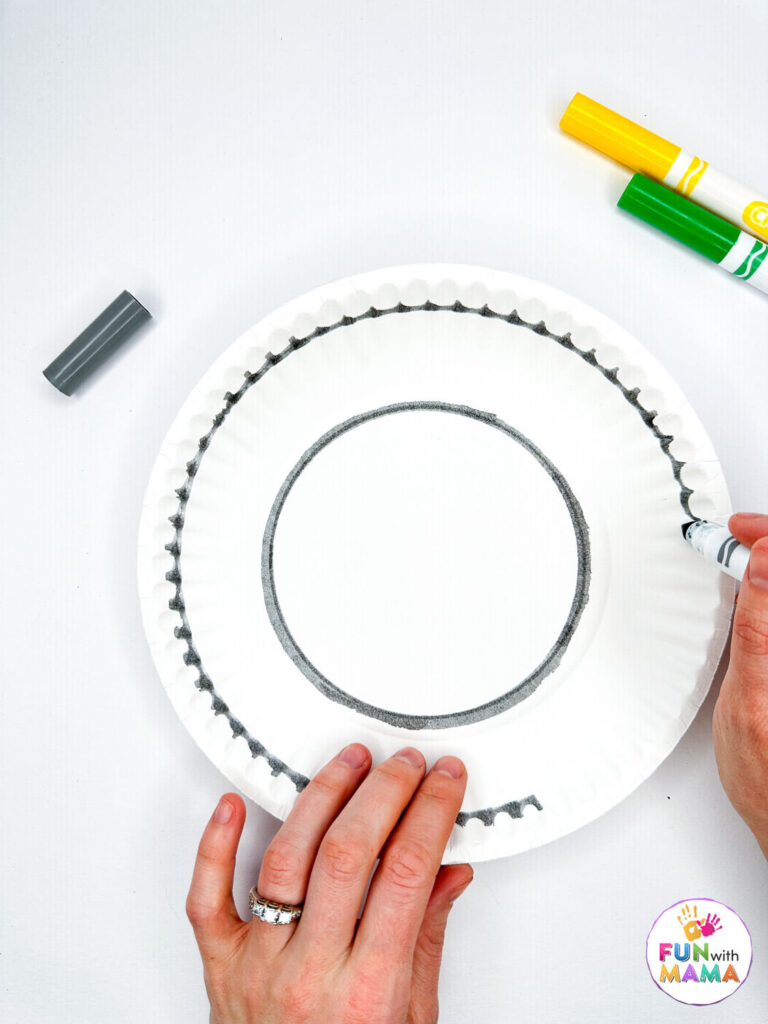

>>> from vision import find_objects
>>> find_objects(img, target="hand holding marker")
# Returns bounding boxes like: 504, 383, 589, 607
559, 95, 768, 861
710, 515, 768, 862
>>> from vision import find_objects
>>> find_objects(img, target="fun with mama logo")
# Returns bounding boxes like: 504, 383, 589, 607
646, 899, 752, 1005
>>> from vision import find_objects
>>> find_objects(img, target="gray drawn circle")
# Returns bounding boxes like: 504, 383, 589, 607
262, 401, 591, 729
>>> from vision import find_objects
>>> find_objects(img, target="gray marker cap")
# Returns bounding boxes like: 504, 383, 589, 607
43, 290, 152, 395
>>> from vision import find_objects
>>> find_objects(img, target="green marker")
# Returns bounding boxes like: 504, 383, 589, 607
618, 173, 768, 295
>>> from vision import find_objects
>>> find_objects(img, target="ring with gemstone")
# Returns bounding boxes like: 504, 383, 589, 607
249, 886, 303, 925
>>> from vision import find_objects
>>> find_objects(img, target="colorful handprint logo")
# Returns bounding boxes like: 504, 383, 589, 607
647, 898, 752, 1005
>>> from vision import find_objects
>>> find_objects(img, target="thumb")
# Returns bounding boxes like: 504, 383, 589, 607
409, 864, 473, 1019
729, 538, 768, 689
729, 512, 768, 548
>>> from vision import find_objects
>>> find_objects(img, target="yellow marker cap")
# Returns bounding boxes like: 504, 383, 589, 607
560, 93, 681, 181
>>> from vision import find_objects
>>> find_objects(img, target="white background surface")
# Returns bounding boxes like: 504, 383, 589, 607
2, 1, 767, 1021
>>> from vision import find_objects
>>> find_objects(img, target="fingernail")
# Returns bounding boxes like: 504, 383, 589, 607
749, 543, 768, 591
736, 513, 768, 521
213, 797, 233, 825
433, 755, 463, 779
338, 743, 368, 768
394, 746, 424, 768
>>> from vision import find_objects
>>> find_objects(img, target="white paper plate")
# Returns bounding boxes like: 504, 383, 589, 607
137, 265, 735, 864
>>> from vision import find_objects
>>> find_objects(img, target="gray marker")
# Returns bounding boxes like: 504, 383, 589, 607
681, 520, 751, 582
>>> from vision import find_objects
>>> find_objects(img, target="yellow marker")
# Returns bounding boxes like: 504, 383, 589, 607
560, 92, 768, 244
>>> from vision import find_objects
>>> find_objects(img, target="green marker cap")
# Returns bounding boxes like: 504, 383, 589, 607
618, 173, 740, 264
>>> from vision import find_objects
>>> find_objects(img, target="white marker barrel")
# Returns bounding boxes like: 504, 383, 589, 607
664, 152, 768, 244
683, 521, 750, 582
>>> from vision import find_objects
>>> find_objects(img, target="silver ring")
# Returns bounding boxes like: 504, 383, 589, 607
249, 886, 303, 925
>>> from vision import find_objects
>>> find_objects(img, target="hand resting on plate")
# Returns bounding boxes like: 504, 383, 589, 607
186, 745, 471, 1024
